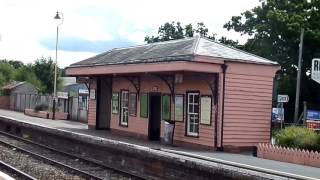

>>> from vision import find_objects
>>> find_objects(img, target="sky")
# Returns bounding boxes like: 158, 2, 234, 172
0, 0, 260, 68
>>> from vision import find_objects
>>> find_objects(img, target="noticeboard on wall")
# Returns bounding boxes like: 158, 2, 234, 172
90, 90, 96, 100
140, 94, 148, 118
174, 95, 184, 121
200, 96, 212, 125
112, 92, 119, 114
162, 95, 171, 120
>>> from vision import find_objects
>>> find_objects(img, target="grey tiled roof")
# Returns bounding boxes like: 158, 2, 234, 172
70, 36, 277, 67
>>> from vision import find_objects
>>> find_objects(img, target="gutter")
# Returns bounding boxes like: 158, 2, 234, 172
219, 63, 228, 151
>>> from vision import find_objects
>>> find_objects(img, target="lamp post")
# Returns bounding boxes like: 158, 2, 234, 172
52, 11, 63, 120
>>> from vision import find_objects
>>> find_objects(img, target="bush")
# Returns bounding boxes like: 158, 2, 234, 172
34, 103, 48, 112
275, 126, 320, 152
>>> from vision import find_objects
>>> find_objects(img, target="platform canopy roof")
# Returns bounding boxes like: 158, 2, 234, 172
69, 36, 278, 68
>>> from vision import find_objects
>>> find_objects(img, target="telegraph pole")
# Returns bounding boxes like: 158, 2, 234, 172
294, 28, 304, 123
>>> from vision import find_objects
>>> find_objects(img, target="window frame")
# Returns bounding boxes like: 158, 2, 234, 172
186, 91, 200, 137
119, 90, 129, 127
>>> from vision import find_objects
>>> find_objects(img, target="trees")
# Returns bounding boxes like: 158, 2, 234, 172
0, 62, 15, 86
144, 21, 240, 47
224, 0, 320, 121
33, 57, 62, 94
144, 21, 218, 43
0, 57, 62, 94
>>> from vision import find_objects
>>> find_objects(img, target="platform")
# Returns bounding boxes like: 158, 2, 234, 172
0, 109, 319, 179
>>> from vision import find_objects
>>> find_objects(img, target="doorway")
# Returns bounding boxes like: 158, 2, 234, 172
96, 77, 112, 130
148, 93, 161, 141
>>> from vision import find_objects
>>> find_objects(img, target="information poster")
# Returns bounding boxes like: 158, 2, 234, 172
140, 94, 148, 118
90, 90, 96, 100
112, 92, 119, 114
200, 96, 211, 125
174, 95, 183, 121
162, 95, 171, 120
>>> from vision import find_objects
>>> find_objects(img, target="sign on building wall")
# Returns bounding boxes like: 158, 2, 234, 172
174, 95, 184, 121
90, 90, 96, 100
112, 92, 119, 114
200, 96, 212, 125
162, 95, 171, 120
140, 94, 148, 118
312, 58, 320, 84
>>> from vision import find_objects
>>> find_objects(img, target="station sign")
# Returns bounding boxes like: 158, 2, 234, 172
277, 95, 289, 103
307, 110, 320, 121
57, 92, 69, 99
79, 89, 89, 94
311, 58, 320, 84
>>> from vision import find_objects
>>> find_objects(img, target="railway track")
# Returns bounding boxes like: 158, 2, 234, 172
0, 131, 146, 180
0, 160, 36, 180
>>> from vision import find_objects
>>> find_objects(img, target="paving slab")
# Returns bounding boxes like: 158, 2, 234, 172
0, 109, 319, 179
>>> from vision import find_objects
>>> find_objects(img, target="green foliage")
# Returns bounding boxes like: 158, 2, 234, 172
14, 64, 43, 90
33, 57, 62, 94
0, 62, 15, 86
224, 0, 320, 122
275, 126, 320, 151
0, 58, 62, 95
34, 103, 49, 112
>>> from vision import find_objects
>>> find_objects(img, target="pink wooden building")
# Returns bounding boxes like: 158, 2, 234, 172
66, 36, 280, 150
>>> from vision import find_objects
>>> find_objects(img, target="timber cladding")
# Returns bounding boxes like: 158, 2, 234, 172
222, 63, 277, 147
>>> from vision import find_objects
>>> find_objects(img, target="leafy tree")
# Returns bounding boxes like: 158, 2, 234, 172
145, 21, 220, 43
14, 64, 43, 90
33, 57, 62, 94
144, 21, 240, 48
0, 62, 15, 86
224, 0, 320, 121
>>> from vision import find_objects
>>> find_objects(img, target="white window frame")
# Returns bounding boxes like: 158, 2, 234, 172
120, 90, 129, 126
187, 92, 200, 136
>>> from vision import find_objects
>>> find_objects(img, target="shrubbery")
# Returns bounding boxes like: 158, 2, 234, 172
275, 126, 320, 152
34, 103, 48, 112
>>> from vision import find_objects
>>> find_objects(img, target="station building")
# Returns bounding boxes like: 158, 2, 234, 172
66, 36, 280, 150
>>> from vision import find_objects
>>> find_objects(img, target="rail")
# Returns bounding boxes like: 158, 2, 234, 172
0, 160, 37, 180
0, 131, 147, 180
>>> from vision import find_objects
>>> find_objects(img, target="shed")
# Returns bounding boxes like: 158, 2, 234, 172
66, 36, 280, 150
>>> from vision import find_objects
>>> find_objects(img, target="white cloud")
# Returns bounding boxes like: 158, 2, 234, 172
0, 0, 260, 67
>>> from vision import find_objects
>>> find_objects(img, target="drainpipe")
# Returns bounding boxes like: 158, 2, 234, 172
219, 63, 228, 151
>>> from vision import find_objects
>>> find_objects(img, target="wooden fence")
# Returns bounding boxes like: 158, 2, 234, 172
0, 96, 10, 109
257, 143, 320, 168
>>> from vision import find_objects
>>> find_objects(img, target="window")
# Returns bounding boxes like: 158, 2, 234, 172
140, 93, 148, 118
187, 92, 200, 136
112, 92, 119, 114
120, 90, 129, 126
129, 93, 137, 116
162, 95, 171, 120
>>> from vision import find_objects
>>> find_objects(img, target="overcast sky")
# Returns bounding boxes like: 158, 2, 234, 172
0, 0, 260, 67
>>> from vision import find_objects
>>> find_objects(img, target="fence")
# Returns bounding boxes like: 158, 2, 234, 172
0, 96, 10, 109
10, 93, 88, 122
257, 143, 320, 168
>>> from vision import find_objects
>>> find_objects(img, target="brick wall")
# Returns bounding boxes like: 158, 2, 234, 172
88, 79, 97, 128
0, 96, 10, 109
258, 143, 320, 168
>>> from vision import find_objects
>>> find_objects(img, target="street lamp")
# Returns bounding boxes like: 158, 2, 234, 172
52, 11, 63, 120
